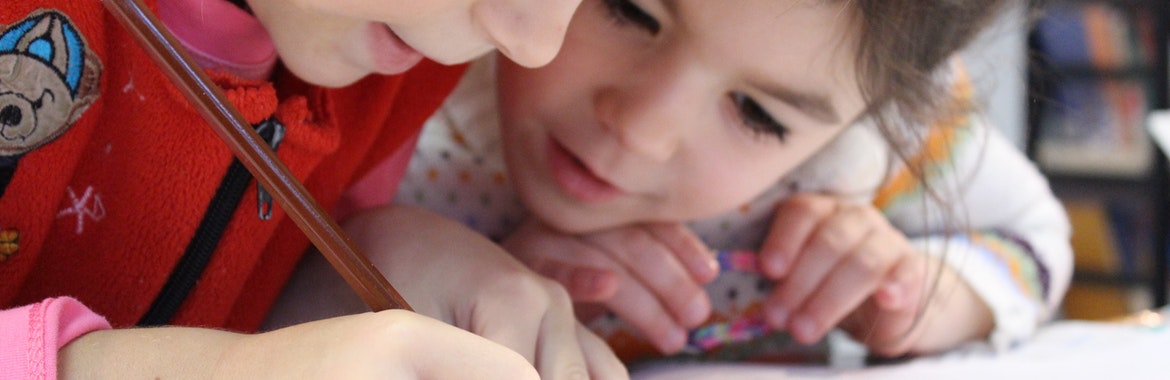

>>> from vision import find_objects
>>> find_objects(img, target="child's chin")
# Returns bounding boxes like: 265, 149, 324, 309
287, 62, 364, 88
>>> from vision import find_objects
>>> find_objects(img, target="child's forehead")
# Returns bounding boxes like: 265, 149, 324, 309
659, 0, 858, 60
670, 1, 861, 86
673, 0, 856, 43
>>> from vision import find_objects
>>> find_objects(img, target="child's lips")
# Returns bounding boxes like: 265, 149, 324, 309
369, 24, 424, 75
547, 138, 623, 203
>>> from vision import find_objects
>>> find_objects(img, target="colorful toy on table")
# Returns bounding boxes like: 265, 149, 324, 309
688, 250, 772, 351
588, 250, 825, 364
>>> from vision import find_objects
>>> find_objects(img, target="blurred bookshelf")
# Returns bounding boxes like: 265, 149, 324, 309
1025, 0, 1169, 319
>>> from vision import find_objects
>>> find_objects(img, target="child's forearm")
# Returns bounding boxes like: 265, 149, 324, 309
62, 311, 550, 380
60, 326, 243, 379
910, 231, 1059, 351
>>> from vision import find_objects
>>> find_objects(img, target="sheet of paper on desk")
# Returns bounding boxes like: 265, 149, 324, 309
631, 320, 1170, 379
1148, 110, 1170, 156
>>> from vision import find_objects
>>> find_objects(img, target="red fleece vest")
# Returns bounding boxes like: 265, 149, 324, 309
0, 1, 465, 332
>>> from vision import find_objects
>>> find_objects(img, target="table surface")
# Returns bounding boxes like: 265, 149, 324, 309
631, 307, 1170, 379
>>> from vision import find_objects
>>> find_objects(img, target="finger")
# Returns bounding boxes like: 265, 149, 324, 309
874, 255, 932, 354
858, 292, 925, 357
787, 231, 900, 344
506, 220, 617, 273
577, 323, 631, 380
471, 277, 561, 364
645, 223, 719, 283
767, 205, 872, 327
516, 235, 622, 302
586, 229, 711, 328
533, 258, 620, 302
567, 267, 621, 302
606, 279, 690, 354
535, 288, 594, 380
840, 257, 930, 356
759, 194, 836, 278
398, 312, 541, 380
837, 297, 880, 340
876, 252, 928, 310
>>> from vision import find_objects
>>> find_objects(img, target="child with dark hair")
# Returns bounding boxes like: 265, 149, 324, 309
0, 0, 630, 379
322, 0, 1071, 364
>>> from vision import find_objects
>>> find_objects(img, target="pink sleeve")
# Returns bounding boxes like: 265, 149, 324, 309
0, 297, 111, 380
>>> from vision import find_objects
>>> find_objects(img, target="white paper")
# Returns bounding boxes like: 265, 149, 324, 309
1147, 110, 1170, 157
631, 320, 1170, 380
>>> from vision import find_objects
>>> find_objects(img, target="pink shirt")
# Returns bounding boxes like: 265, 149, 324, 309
0, 298, 111, 380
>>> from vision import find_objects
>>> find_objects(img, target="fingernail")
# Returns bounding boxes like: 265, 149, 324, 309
881, 282, 904, 308
790, 315, 818, 343
571, 271, 605, 296
767, 304, 789, 328
701, 255, 719, 279
689, 255, 719, 283
682, 295, 711, 327
764, 255, 786, 277
662, 328, 688, 353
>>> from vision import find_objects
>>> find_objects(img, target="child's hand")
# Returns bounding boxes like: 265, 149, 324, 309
503, 219, 720, 354
337, 205, 629, 379
834, 254, 995, 357
757, 193, 930, 355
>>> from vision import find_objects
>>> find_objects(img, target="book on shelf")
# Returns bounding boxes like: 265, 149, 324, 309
1035, 78, 1152, 177
1065, 199, 1150, 280
1033, 2, 1155, 71
1032, 1, 1160, 177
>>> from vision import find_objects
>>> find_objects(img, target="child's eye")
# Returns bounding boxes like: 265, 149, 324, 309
730, 92, 788, 141
602, 0, 661, 34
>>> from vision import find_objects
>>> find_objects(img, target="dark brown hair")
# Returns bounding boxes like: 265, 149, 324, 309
837, 0, 1013, 236
841, 0, 1010, 350
849, 0, 1008, 147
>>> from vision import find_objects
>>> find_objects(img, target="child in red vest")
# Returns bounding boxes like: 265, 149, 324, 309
0, 0, 627, 379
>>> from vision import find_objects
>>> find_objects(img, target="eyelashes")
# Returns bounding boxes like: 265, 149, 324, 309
602, 0, 661, 34
731, 93, 789, 141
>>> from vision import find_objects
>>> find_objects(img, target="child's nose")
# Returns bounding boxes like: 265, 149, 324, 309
593, 87, 681, 162
476, 0, 581, 68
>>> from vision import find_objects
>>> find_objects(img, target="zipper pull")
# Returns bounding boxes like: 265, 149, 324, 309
254, 118, 286, 220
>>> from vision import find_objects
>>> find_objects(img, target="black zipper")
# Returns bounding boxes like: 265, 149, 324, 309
138, 118, 285, 326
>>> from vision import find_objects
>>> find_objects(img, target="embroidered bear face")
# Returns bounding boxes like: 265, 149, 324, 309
0, 10, 100, 158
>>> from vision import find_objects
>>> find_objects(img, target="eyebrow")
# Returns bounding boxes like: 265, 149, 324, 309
756, 82, 841, 125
